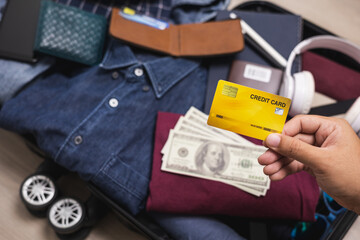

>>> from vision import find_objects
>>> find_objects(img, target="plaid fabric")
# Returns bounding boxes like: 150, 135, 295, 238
54, 0, 172, 20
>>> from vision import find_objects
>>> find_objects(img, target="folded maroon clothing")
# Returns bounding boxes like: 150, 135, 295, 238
302, 51, 360, 100
146, 111, 319, 221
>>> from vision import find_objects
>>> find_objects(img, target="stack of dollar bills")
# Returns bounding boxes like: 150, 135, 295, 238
161, 106, 270, 197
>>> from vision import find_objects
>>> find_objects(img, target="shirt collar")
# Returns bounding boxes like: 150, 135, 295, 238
100, 38, 201, 98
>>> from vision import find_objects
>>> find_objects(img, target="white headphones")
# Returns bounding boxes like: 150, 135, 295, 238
280, 35, 360, 117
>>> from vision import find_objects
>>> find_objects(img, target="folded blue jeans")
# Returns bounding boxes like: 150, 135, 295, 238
150, 212, 246, 240
0, 57, 54, 105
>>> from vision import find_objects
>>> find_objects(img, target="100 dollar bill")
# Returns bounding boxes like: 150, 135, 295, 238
161, 130, 269, 187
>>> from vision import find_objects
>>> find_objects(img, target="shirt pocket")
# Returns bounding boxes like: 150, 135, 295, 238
91, 154, 149, 215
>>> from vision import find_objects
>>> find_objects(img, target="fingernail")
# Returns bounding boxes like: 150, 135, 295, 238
266, 133, 281, 148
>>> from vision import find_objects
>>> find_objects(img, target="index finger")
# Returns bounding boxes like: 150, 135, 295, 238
283, 115, 326, 137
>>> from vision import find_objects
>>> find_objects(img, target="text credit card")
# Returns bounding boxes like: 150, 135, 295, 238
207, 80, 291, 140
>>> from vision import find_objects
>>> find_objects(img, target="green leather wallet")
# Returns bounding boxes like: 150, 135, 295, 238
34, 0, 107, 65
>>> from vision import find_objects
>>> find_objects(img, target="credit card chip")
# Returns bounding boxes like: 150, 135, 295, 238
222, 84, 238, 98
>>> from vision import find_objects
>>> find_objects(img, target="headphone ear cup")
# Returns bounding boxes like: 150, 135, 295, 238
344, 97, 360, 137
289, 71, 315, 116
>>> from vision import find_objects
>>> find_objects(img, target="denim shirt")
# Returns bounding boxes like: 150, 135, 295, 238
0, 39, 207, 214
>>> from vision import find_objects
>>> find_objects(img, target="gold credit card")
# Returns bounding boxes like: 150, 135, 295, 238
207, 80, 291, 140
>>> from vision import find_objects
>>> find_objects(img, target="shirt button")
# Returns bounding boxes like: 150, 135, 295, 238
112, 71, 119, 79
74, 135, 83, 145
142, 85, 150, 92
109, 98, 119, 108
134, 68, 143, 77
229, 12, 237, 19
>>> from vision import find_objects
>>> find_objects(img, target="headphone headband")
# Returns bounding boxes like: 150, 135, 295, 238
283, 35, 360, 99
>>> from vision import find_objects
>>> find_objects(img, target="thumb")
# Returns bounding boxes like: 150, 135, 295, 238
264, 133, 323, 168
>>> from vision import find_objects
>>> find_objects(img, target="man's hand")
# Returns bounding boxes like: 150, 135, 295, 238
258, 115, 360, 214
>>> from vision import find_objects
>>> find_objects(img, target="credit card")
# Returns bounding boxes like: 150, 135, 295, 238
119, 7, 169, 30
207, 80, 291, 140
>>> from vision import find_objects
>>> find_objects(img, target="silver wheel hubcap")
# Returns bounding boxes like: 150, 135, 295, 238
49, 198, 83, 229
22, 175, 56, 206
